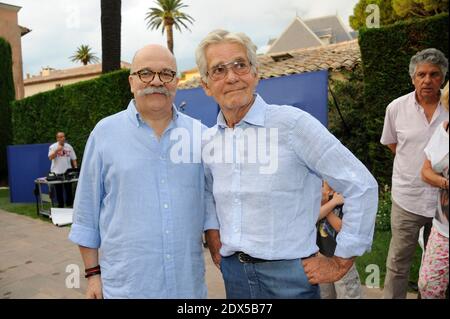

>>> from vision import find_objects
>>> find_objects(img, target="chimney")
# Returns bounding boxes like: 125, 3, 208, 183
41, 66, 54, 76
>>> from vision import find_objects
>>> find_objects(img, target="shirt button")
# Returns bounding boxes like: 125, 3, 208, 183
234, 198, 239, 203
161, 179, 165, 184
163, 204, 169, 209
166, 254, 171, 259
165, 230, 170, 234
160, 155, 165, 160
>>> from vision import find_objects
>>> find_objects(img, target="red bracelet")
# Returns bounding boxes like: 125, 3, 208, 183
85, 265, 101, 278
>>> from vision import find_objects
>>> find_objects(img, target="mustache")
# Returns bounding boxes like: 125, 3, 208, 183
137, 86, 172, 97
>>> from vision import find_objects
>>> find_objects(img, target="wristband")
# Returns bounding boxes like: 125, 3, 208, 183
85, 265, 101, 278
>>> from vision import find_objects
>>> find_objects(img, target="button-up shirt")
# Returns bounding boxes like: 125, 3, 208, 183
69, 100, 207, 298
203, 95, 378, 259
381, 91, 448, 217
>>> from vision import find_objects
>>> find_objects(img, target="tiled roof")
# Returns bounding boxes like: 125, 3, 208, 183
178, 39, 360, 90
24, 61, 131, 85
304, 15, 353, 43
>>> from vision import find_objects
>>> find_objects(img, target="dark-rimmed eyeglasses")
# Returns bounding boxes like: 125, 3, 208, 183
207, 60, 252, 81
131, 68, 177, 84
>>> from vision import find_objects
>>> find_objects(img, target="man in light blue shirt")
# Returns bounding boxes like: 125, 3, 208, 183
196, 30, 378, 299
69, 44, 207, 298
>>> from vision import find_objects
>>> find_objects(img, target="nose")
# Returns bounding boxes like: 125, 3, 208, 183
149, 73, 164, 86
423, 74, 433, 84
224, 67, 239, 83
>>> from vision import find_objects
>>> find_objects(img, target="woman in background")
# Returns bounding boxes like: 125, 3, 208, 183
418, 81, 449, 299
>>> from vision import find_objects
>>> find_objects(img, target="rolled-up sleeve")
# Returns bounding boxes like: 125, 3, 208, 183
68, 131, 103, 248
291, 113, 379, 258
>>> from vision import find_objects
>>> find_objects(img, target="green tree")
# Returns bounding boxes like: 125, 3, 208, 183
350, 0, 448, 30
101, 0, 121, 74
145, 0, 194, 53
70, 44, 100, 66
350, 0, 399, 30
393, 0, 448, 18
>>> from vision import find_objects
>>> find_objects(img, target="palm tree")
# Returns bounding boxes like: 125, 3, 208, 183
145, 0, 194, 53
101, 0, 121, 73
70, 45, 100, 66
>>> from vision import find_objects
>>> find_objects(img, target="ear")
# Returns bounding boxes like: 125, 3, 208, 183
129, 75, 135, 94
254, 67, 260, 87
201, 79, 212, 97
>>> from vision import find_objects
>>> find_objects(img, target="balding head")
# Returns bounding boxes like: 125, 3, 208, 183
128, 44, 179, 116
130, 44, 177, 74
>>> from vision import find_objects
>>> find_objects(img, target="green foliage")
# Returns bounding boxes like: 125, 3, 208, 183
350, 0, 399, 30
145, 0, 194, 33
328, 66, 369, 166
70, 44, 100, 66
376, 189, 392, 231
350, 0, 448, 30
11, 69, 132, 163
145, 0, 194, 53
359, 13, 449, 186
0, 38, 15, 184
393, 0, 448, 18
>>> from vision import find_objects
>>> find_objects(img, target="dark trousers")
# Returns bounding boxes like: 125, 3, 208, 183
54, 183, 73, 208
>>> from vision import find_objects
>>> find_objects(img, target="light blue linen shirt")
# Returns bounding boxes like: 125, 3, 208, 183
203, 95, 378, 260
69, 100, 207, 298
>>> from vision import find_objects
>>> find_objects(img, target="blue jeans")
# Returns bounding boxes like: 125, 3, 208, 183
220, 253, 320, 299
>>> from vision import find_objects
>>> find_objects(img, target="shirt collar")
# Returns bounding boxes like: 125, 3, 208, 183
216, 94, 267, 128
127, 99, 179, 128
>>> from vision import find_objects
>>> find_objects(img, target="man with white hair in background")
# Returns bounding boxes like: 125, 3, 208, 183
381, 48, 449, 299
69, 44, 207, 298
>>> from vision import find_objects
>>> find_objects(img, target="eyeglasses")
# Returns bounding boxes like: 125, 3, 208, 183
207, 60, 252, 81
131, 68, 177, 84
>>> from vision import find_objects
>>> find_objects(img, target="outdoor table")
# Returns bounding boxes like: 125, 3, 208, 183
34, 177, 78, 217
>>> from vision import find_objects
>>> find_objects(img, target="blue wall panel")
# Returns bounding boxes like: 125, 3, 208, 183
8, 143, 51, 203
174, 70, 328, 127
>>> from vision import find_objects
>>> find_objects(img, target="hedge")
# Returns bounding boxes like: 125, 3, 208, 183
11, 69, 132, 161
359, 13, 449, 186
0, 37, 15, 183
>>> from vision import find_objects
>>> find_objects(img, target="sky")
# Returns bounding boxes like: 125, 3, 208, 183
5, 0, 360, 77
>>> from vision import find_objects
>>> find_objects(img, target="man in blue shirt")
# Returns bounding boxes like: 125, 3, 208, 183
69, 44, 207, 298
196, 30, 379, 299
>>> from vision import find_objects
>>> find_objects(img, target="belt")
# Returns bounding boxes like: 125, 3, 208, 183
236, 252, 278, 264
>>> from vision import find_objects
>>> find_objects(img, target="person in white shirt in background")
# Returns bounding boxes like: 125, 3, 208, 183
418, 81, 449, 299
381, 48, 448, 299
48, 131, 77, 208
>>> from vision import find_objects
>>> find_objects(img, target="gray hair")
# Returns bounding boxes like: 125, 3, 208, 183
409, 48, 448, 83
195, 29, 258, 83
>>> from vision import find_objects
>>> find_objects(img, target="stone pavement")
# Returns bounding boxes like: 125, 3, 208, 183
0, 209, 416, 299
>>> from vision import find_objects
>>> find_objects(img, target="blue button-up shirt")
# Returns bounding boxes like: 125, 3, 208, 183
203, 95, 378, 260
69, 100, 207, 298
